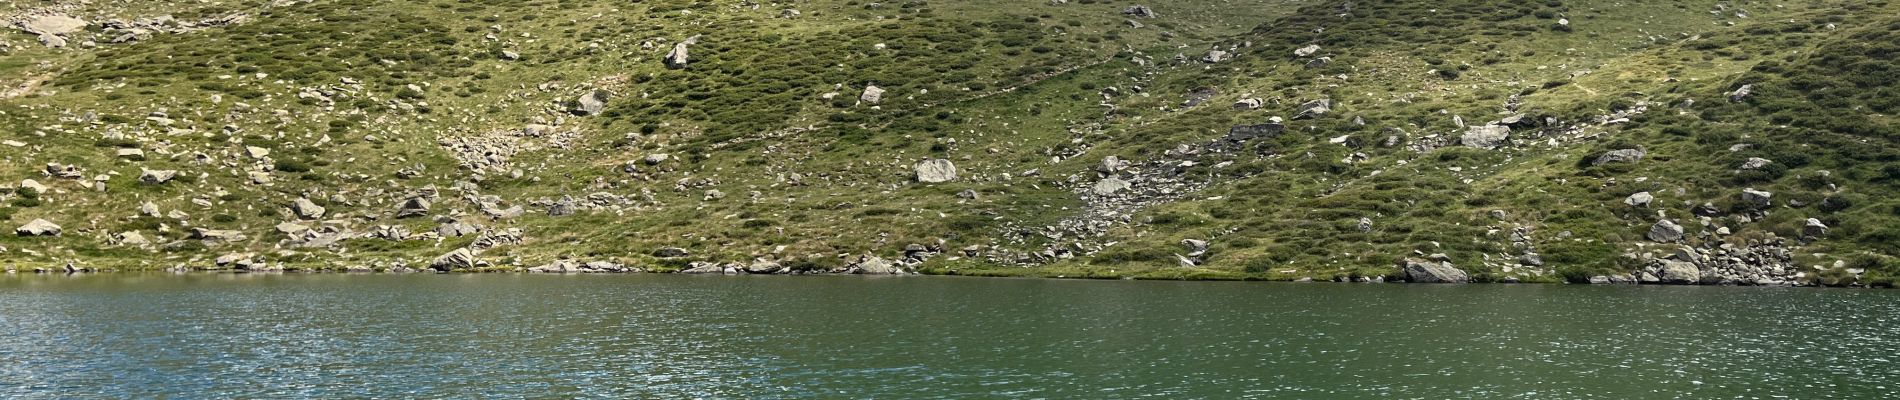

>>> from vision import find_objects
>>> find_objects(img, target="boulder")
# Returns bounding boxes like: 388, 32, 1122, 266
114, 231, 150, 245
574, 90, 608, 116
1233, 98, 1263, 110
643, 153, 671, 165
913, 159, 958, 183
19, 179, 48, 194
1803, 218, 1828, 238
1625, 192, 1654, 207
1592, 149, 1646, 166
1657, 260, 1701, 284
860, 85, 885, 104
1293, 99, 1331, 119
15, 219, 61, 236
291, 198, 326, 220
1739, 157, 1773, 170
1727, 84, 1753, 103
1294, 44, 1321, 57
853, 255, 900, 274
1402, 258, 1469, 283
744, 259, 784, 274
1647, 220, 1685, 243
654, 247, 690, 258
190, 228, 248, 244
429, 248, 476, 272
1460, 125, 1511, 150
396, 197, 431, 218
21, 15, 89, 35
138, 169, 179, 184
116, 148, 146, 160
1121, 5, 1157, 18
1097, 155, 1128, 173
1200, 50, 1230, 63
1092, 177, 1132, 196
1741, 188, 1773, 208
664, 36, 698, 68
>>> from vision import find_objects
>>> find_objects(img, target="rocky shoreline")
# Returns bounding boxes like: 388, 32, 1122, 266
5, 258, 1884, 288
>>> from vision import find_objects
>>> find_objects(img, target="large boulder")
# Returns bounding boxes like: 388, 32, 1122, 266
139, 169, 179, 184
1092, 177, 1132, 196
1647, 220, 1685, 243
21, 15, 89, 35
1461, 125, 1511, 150
291, 198, 326, 220
429, 248, 476, 272
1741, 188, 1773, 208
860, 85, 885, 104
191, 228, 249, 244
913, 159, 958, 183
396, 197, 431, 218
1402, 258, 1469, 283
1121, 5, 1157, 18
1625, 192, 1654, 207
574, 90, 608, 116
1739, 157, 1774, 170
1803, 218, 1829, 238
664, 35, 699, 68
853, 255, 901, 274
15, 219, 61, 236
1657, 260, 1701, 284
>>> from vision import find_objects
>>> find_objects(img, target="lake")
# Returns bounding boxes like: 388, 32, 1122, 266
2, 273, 1897, 398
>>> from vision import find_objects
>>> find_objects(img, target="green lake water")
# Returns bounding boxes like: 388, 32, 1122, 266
2, 273, 1896, 398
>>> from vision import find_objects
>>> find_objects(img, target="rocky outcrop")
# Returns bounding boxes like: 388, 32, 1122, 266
1293, 99, 1331, 119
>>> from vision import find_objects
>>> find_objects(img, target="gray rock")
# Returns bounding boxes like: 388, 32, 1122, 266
1233, 98, 1263, 110
190, 228, 248, 244
860, 85, 885, 104
21, 15, 88, 36
1739, 157, 1773, 170
429, 248, 476, 272
291, 198, 326, 220
15, 219, 61, 236
1647, 220, 1685, 243
913, 159, 958, 183
853, 255, 901, 274
1294, 44, 1321, 57
654, 247, 690, 258
664, 36, 698, 68
1200, 50, 1230, 63
1403, 259, 1469, 283
1727, 84, 1753, 102
1592, 149, 1646, 166
1091, 177, 1132, 196
744, 260, 784, 274
1658, 260, 1700, 284
1293, 99, 1332, 119
1097, 155, 1128, 173
1518, 253, 1545, 267
1121, 5, 1157, 18
138, 169, 179, 184
1182, 239, 1209, 257
1803, 218, 1828, 238
1461, 125, 1511, 150
1741, 188, 1773, 208
396, 197, 431, 219
1625, 192, 1654, 207
574, 90, 608, 116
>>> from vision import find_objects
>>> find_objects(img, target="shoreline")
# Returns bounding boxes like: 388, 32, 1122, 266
3, 265, 1885, 289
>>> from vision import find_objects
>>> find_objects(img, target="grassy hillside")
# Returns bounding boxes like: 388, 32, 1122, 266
2, 0, 1895, 286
